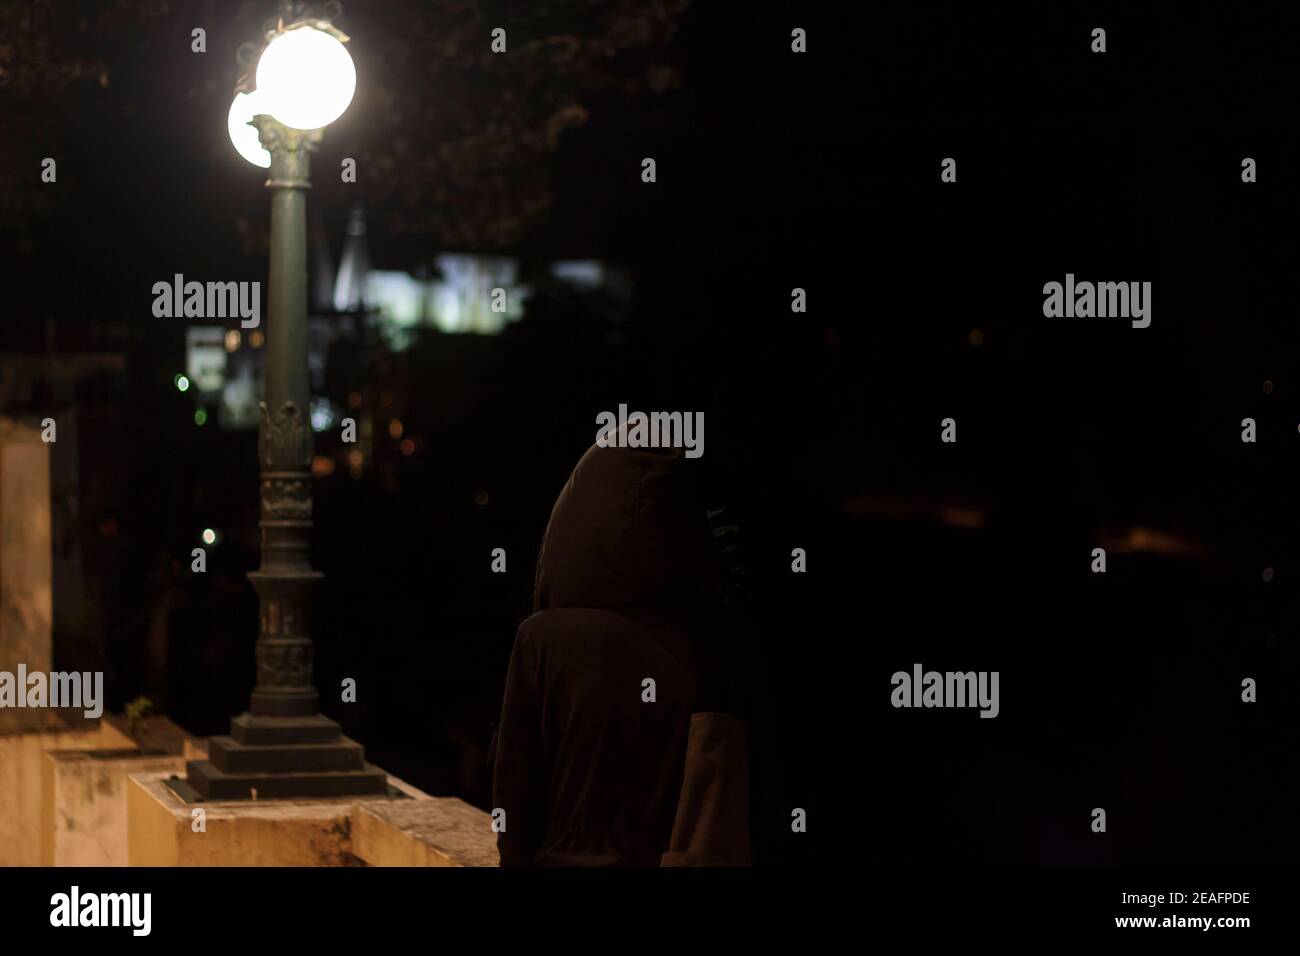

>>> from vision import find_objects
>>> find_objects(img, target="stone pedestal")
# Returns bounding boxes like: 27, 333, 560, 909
129, 771, 498, 866
129, 770, 424, 866
173, 713, 388, 800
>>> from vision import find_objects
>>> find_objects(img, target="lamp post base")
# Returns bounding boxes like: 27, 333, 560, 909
166, 713, 391, 801
178, 761, 389, 801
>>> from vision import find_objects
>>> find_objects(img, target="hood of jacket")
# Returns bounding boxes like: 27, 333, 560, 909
534, 441, 721, 613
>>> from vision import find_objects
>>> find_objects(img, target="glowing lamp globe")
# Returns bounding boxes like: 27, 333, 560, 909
228, 90, 272, 167
255, 27, 356, 130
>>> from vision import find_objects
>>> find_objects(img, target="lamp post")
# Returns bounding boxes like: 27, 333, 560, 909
169, 6, 387, 801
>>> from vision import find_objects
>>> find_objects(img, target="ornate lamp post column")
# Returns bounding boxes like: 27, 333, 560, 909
169, 10, 387, 801
248, 118, 324, 722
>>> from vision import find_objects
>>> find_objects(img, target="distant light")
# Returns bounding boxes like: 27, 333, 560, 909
380, 390, 393, 408
550, 260, 604, 289
194, 408, 208, 426
175, 374, 191, 392
1262, 380, 1273, 395
256, 27, 356, 131
225, 329, 242, 352
227, 90, 272, 168
310, 398, 334, 432
474, 489, 490, 506
249, 330, 265, 348
348, 391, 363, 409
312, 455, 337, 477
388, 419, 403, 440
400, 438, 415, 456
347, 448, 364, 479
202, 528, 217, 545
969, 328, 985, 347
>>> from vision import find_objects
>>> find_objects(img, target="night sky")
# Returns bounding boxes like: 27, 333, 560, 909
2, 1, 1298, 866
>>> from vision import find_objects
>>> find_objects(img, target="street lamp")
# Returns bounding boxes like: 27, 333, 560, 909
226, 90, 270, 168
171, 5, 387, 801
255, 25, 356, 131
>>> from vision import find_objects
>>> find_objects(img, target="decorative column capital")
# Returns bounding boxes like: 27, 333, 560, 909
252, 115, 323, 190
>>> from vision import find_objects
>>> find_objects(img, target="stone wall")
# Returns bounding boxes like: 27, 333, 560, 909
0, 712, 135, 865
0, 420, 51, 680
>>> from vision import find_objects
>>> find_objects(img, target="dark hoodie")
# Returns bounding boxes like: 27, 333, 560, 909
492, 440, 722, 866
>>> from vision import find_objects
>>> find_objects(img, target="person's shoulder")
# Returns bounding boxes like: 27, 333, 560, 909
515, 607, 670, 659
516, 606, 628, 636
512, 611, 546, 650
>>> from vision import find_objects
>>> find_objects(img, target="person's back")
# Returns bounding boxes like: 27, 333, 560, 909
492, 440, 721, 866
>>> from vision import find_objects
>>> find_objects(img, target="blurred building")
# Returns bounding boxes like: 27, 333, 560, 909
187, 202, 616, 434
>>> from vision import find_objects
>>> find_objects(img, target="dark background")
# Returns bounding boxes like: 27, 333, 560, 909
2, 0, 1298, 865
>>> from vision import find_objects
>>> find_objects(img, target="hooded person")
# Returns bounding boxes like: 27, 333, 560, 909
491, 435, 750, 866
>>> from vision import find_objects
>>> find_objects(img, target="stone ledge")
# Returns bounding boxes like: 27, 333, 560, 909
104, 714, 195, 755
352, 797, 498, 867
127, 770, 429, 866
